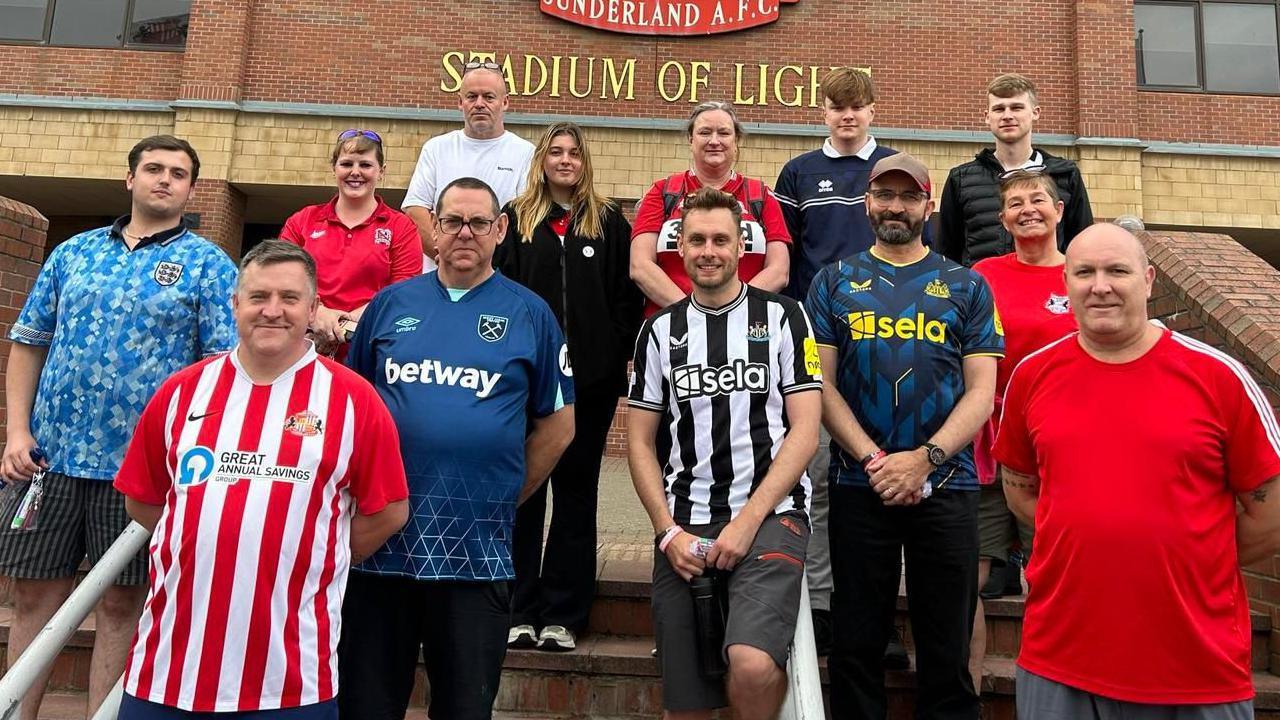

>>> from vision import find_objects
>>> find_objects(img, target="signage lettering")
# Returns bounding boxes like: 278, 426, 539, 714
539, 0, 799, 36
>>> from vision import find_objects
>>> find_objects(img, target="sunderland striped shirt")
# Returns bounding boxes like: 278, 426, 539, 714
114, 346, 408, 712
628, 284, 823, 525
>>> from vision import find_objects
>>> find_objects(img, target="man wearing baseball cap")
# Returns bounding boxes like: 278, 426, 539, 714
805, 153, 1002, 719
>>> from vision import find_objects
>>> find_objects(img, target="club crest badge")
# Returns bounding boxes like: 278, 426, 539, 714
1045, 294, 1070, 315
374, 228, 392, 246
153, 261, 184, 286
746, 321, 771, 342
478, 314, 509, 342
284, 410, 324, 437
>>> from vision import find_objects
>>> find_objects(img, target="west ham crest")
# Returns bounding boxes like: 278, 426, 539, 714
478, 314, 509, 342
153, 261, 184, 286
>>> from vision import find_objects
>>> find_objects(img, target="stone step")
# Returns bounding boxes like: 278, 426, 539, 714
586, 557, 1274, 670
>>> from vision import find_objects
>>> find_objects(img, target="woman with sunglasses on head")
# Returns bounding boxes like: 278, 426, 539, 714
498, 122, 643, 653
280, 129, 422, 358
966, 168, 1078, 692
629, 100, 791, 316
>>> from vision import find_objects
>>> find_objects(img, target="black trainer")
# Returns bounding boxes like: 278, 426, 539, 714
979, 563, 1006, 599
812, 609, 833, 657
884, 625, 910, 670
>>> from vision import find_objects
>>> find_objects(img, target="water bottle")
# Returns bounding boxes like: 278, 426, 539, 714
690, 571, 728, 678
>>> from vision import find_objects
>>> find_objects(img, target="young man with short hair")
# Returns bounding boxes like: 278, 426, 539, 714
629, 187, 822, 720
0, 135, 238, 720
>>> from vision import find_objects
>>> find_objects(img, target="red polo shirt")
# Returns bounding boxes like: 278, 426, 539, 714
280, 197, 422, 312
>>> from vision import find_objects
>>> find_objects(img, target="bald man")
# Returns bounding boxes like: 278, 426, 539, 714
993, 224, 1280, 719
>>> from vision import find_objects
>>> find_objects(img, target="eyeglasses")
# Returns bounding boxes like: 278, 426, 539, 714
998, 165, 1046, 181
437, 216, 496, 236
462, 60, 502, 75
868, 189, 928, 206
338, 129, 382, 144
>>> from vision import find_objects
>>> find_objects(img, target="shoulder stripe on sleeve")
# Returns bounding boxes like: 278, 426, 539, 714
1170, 333, 1280, 457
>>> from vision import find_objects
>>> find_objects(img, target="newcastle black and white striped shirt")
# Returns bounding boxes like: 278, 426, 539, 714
629, 284, 824, 525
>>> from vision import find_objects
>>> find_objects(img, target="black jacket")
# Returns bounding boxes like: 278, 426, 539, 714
938, 147, 1094, 266
496, 202, 643, 396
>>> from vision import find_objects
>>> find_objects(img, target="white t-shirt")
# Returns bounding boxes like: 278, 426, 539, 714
402, 129, 535, 212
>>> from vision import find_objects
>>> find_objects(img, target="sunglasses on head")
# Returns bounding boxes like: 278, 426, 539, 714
338, 129, 382, 143
999, 164, 1046, 181
462, 60, 502, 75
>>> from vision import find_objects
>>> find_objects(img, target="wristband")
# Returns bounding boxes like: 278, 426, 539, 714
657, 525, 682, 553
860, 450, 886, 470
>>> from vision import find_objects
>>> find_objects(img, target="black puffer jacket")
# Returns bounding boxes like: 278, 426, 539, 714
938, 147, 1094, 266
495, 202, 643, 396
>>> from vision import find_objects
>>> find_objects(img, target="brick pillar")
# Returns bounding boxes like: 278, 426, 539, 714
187, 179, 246, 257
1074, 0, 1140, 139
179, 0, 252, 103
0, 196, 49, 438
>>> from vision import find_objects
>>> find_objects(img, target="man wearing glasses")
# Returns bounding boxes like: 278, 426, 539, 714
939, 73, 1093, 267
341, 177, 575, 720
805, 153, 1001, 720
403, 60, 535, 268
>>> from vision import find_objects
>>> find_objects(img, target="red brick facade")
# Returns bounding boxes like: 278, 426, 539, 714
3, 1, 1279, 146
0, 197, 48, 439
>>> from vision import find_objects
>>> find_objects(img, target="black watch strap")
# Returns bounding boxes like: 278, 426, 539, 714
922, 442, 947, 467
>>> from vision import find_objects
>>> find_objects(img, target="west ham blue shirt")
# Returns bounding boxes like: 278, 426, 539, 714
805, 248, 1003, 490
347, 270, 573, 581
9, 219, 237, 480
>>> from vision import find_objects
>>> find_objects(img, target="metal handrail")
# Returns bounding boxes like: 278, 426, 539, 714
0, 521, 151, 720
780, 576, 825, 719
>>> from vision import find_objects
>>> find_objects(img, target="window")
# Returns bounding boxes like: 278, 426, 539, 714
1137, 1, 1280, 94
0, 0, 189, 49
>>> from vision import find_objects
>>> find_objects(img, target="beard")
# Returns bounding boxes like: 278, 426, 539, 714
870, 209, 924, 245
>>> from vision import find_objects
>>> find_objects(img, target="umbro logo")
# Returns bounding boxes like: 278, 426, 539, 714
669, 332, 688, 349
817, 179, 833, 193
187, 408, 222, 422
394, 316, 421, 333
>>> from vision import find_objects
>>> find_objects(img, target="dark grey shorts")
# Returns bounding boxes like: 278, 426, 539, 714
1017, 666, 1254, 720
0, 471, 148, 585
651, 510, 809, 712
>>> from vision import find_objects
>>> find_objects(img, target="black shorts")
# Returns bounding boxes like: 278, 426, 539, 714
0, 471, 148, 584
651, 511, 809, 712
337, 571, 510, 720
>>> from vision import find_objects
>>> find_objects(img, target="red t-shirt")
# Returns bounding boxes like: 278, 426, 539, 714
631, 171, 791, 316
280, 197, 422, 313
972, 253, 1077, 396
115, 348, 408, 711
993, 330, 1280, 704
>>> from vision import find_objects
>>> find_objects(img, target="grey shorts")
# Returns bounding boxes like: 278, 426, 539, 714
978, 468, 1034, 563
651, 511, 809, 712
1017, 667, 1254, 720
0, 471, 148, 585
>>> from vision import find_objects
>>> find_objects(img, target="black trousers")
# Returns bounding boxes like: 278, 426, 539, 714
829, 484, 980, 720
510, 388, 619, 634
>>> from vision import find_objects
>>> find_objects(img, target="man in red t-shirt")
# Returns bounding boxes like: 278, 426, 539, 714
993, 223, 1280, 718
113, 240, 409, 719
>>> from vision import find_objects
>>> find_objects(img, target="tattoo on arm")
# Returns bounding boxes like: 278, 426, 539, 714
1004, 472, 1040, 490
1252, 482, 1273, 503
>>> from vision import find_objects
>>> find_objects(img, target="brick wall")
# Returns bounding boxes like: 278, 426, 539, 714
0, 197, 49, 438
187, 179, 247, 256
0, 46, 181, 100
1140, 92, 1280, 146
1142, 229, 1280, 672
1142, 155, 1280, 230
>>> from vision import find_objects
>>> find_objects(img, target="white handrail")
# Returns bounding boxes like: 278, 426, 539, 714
89, 676, 124, 720
779, 575, 825, 719
0, 521, 151, 720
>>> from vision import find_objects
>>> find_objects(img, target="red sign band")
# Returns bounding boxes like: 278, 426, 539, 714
540, 0, 798, 36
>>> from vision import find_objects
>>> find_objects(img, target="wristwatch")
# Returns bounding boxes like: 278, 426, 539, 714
921, 442, 947, 467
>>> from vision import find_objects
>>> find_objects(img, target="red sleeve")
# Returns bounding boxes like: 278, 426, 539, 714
114, 380, 179, 506
387, 213, 424, 283
630, 179, 669, 239
346, 383, 409, 515
991, 360, 1038, 476
279, 207, 309, 246
761, 188, 792, 244
1220, 361, 1280, 493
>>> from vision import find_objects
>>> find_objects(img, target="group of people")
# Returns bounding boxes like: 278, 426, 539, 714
0, 58, 1275, 720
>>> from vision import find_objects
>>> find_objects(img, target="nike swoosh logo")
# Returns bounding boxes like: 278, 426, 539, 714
187, 409, 222, 422
310, 230, 325, 238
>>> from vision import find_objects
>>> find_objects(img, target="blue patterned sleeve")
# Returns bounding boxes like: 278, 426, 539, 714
197, 248, 238, 356
804, 265, 837, 346
10, 243, 64, 347
529, 298, 573, 418
962, 273, 1005, 358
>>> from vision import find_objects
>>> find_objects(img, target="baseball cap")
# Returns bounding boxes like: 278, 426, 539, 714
868, 153, 932, 196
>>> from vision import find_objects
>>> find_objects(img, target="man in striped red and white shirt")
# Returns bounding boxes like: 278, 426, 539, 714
994, 224, 1280, 719
113, 240, 409, 719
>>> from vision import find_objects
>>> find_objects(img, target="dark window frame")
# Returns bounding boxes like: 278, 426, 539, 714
0, 0, 189, 51
1137, 0, 1280, 96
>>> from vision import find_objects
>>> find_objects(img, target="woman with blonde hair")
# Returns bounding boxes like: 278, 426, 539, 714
499, 121, 642, 652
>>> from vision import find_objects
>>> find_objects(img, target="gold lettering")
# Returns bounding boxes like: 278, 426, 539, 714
689, 61, 711, 103
773, 64, 804, 107
658, 61, 687, 103
524, 55, 548, 96
756, 64, 769, 106
568, 56, 596, 98
499, 55, 518, 95
440, 51, 466, 93
549, 55, 563, 98
602, 58, 636, 100
733, 63, 758, 105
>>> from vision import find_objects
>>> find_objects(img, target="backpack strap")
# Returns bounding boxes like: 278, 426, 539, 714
660, 172, 689, 219
743, 177, 766, 222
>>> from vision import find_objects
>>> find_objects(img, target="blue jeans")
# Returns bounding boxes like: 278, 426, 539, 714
118, 695, 337, 719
